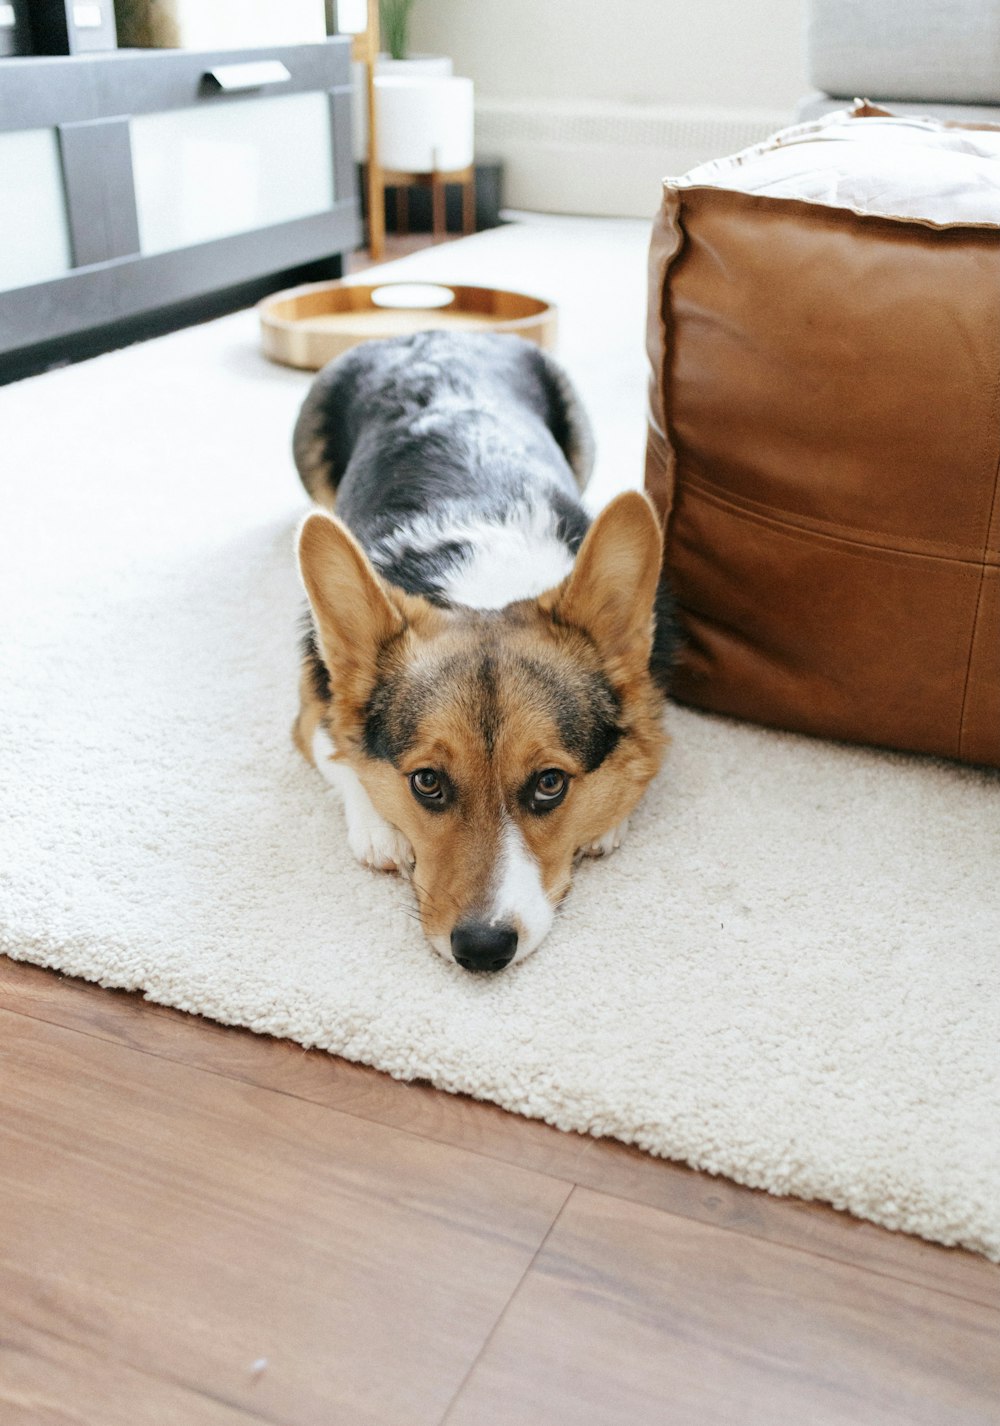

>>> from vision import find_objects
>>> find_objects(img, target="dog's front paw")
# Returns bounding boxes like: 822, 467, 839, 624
578, 817, 630, 860
346, 807, 415, 875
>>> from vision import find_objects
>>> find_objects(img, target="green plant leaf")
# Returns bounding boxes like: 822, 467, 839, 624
379, 0, 417, 61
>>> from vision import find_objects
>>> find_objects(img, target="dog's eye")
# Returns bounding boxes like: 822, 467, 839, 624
532, 768, 569, 809
410, 768, 444, 802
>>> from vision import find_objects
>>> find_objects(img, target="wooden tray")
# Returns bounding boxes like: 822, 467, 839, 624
259, 279, 558, 370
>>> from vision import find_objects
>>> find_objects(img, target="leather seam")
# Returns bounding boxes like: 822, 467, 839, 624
957, 371, 1000, 757
682, 182, 1000, 237
681, 471, 997, 564
676, 482, 997, 570
654, 190, 686, 538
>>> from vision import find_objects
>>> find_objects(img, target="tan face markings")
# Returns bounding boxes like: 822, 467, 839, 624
296, 494, 668, 961
339, 611, 666, 951
298, 600, 667, 952
362, 616, 623, 776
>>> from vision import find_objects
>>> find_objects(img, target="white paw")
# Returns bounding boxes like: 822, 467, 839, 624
578, 817, 630, 860
310, 727, 414, 875
345, 805, 415, 875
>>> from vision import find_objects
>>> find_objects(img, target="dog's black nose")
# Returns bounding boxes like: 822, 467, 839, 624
451, 923, 518, 973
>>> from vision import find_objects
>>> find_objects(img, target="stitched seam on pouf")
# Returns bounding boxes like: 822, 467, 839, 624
957, 374, 1000, 757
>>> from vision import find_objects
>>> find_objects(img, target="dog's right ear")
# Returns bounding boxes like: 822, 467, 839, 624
297, 512, 406, 706
539, 491, 662, 691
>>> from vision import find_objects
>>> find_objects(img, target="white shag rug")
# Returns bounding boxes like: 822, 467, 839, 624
3, 215, 999, 1261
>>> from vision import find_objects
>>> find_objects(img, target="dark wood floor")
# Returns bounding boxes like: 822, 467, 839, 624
346, 230, 463, 275
2, 954, 998, 1426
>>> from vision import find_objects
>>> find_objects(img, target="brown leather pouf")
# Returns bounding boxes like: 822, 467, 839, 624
645, 108, 1000, 766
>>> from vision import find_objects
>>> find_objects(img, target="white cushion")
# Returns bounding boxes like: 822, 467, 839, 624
679, 106, 1000, 225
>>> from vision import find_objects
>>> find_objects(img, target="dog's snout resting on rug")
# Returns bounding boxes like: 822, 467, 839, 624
292, 331, 676, 970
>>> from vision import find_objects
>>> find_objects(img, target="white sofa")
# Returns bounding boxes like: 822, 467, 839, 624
799, 0, 1000, 124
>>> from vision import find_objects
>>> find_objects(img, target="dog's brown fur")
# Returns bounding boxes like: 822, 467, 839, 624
296, 492, 667, 950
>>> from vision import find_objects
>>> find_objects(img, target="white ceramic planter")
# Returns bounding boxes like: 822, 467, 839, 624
351, 54, 454, 162
376, 75, 475, 173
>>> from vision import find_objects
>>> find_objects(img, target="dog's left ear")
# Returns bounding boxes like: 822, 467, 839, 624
540, 491, 663, 688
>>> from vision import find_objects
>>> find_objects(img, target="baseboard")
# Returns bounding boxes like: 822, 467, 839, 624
475, 98, 793, 218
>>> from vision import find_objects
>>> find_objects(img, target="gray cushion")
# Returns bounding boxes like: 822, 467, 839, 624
808, 0, 1000, 105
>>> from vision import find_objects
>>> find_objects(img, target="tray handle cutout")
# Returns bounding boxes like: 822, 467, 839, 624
370, 284, 456, 310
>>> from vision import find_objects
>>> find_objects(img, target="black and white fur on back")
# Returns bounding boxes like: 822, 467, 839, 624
294, 330, 599, 611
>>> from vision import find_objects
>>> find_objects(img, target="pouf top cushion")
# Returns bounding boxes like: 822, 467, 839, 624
678, 105, 1000, 224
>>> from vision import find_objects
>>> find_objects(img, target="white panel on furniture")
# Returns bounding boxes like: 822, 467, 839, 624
130, 91, 335, 256
0, 129, 72, 291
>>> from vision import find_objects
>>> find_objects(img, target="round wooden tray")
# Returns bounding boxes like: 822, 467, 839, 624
259, 280, 558, 370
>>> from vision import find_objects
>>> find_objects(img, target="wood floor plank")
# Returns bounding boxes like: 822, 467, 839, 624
444, 1187, 1000, 1426
0, 956, 597, 1185
567, 1134, 1000, 1311
0, 1007, 569, 1426
1, 1318, 275, 1426
4, 956, 997, 1310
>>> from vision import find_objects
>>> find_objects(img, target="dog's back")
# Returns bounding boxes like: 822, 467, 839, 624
294, 329, 677, 671
294, 330, 593, 509
293, 331, 596, 604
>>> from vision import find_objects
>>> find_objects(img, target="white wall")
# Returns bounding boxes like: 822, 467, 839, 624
409, 0, 809, 215
411, 0, 808, 109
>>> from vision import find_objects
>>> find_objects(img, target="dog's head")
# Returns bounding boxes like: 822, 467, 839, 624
298, 492, 667, 970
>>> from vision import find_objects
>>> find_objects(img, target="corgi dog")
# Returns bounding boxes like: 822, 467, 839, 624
293, 331, 676, 972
